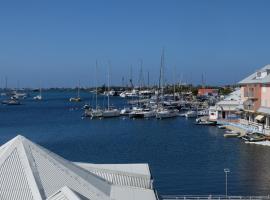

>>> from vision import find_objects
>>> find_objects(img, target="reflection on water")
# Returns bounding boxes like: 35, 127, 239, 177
0, 91, 270, 195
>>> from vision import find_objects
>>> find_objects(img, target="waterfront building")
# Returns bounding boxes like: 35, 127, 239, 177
198, 88, 218, 96
238, 65, 270, 134
209, 89, 242, 122
0, 135, 157, 200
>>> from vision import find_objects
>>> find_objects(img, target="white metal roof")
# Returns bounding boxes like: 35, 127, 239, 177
75, 162, 153, 189
0, 135, 157, 200
47, 186, 82, 200
215, 89, 242, 111
239, 65, 270, 84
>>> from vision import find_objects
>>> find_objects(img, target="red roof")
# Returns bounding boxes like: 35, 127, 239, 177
198, 88, 218, 96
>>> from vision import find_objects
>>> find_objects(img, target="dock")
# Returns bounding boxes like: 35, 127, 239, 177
224, 125, 247, 137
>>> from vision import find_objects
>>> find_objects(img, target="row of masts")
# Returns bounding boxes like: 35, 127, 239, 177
83, 49, 186, 119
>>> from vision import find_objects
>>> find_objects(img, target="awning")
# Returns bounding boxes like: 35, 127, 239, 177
255, 115, 265, 121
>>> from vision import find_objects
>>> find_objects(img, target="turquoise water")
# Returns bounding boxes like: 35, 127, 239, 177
1, 90, 270, 195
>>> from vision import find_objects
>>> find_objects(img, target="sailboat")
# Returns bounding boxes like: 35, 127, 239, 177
102, 63, 120, 118
129, 61, 156, 119
87, 61, 103, 118
69, 82, 82, 102
156, 49, 178, 119
33, 88, 42, 100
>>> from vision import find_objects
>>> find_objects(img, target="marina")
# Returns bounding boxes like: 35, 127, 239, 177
1, 0, 270, 199
1, 89, 270, 196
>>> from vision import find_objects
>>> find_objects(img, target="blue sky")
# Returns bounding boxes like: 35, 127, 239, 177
0, 0, 270, 88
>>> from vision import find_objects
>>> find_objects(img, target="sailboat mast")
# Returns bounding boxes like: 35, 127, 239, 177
161, 48, 165, 98
107, 63, 110, 110
173, 65, 176, 101
95, 60, 98, 110
147, 71, 150, 89
5, 76, 7, 91
77, 81, 80, 98
138, 60, 143, 107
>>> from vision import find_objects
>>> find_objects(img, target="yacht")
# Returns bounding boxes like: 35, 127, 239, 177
141, 108, 156, 118
129, 108, 156, 119
101, 64, 120, 118
120, 107, 132, 116
156, 108, 178, 119
102, 108, 120, 118
11, 91, 28, 99
184, 110, 197, 118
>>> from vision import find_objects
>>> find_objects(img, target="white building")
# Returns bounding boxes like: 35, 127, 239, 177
0, 135, 158, 200
209, 89, 242, 122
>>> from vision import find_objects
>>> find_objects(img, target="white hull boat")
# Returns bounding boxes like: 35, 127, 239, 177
156, 109, 178, 119
33, 95, 42, 100
120, 108, 132, 115
102, 109, 120, 118
185, 110, 197, 118
90, 109, 103, 118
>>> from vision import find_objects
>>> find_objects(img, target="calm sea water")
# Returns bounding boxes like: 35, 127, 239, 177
1, 90, 270, 196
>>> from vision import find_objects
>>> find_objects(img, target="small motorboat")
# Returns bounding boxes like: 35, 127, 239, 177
2, 99, 22, 105
120, 107, 132, 116
195, 120, 216, 126
69, 97, 82, 102
184, 110, 197, 118
83, 104, 91, 110
224, 131, 240, 138
218, 125, 226, 129
241, 132, 266, 142
33, 95, 42, 100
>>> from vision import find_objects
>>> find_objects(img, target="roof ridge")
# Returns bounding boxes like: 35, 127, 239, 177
20, 136, 111, 199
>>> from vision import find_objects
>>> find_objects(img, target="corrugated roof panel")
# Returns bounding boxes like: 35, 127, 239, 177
0, 148, 34, 200
0, 135, 158, 200
27, 142, 110, 200
47, 186, 83, 200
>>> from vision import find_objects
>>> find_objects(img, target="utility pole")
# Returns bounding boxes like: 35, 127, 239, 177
224, 168, 230, 198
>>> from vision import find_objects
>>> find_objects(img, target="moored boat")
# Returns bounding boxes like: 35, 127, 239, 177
2, 99, 21, 105
102, 108, 120, 118
184, 110, 197, 118
156, 108, 178, 119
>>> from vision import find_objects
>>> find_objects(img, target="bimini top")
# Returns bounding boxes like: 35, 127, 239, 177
0, 135, 157, 200
239, 64, 270, 84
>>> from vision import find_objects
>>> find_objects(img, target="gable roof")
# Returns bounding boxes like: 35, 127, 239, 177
0, 135, 157, 200
0, 135, 111, 200
239, 64, 270, 84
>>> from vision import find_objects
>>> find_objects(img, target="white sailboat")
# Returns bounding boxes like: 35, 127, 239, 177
156, 48, 178, 119
89, 61, 103, 118
102, 63, 120, 118
69, 82, 82, 102
33, 88, 42, 100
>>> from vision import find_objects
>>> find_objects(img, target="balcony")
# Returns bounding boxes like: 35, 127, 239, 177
243, 104, 255, 111
243, 99, 255, 111
244, 92, 257, 99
